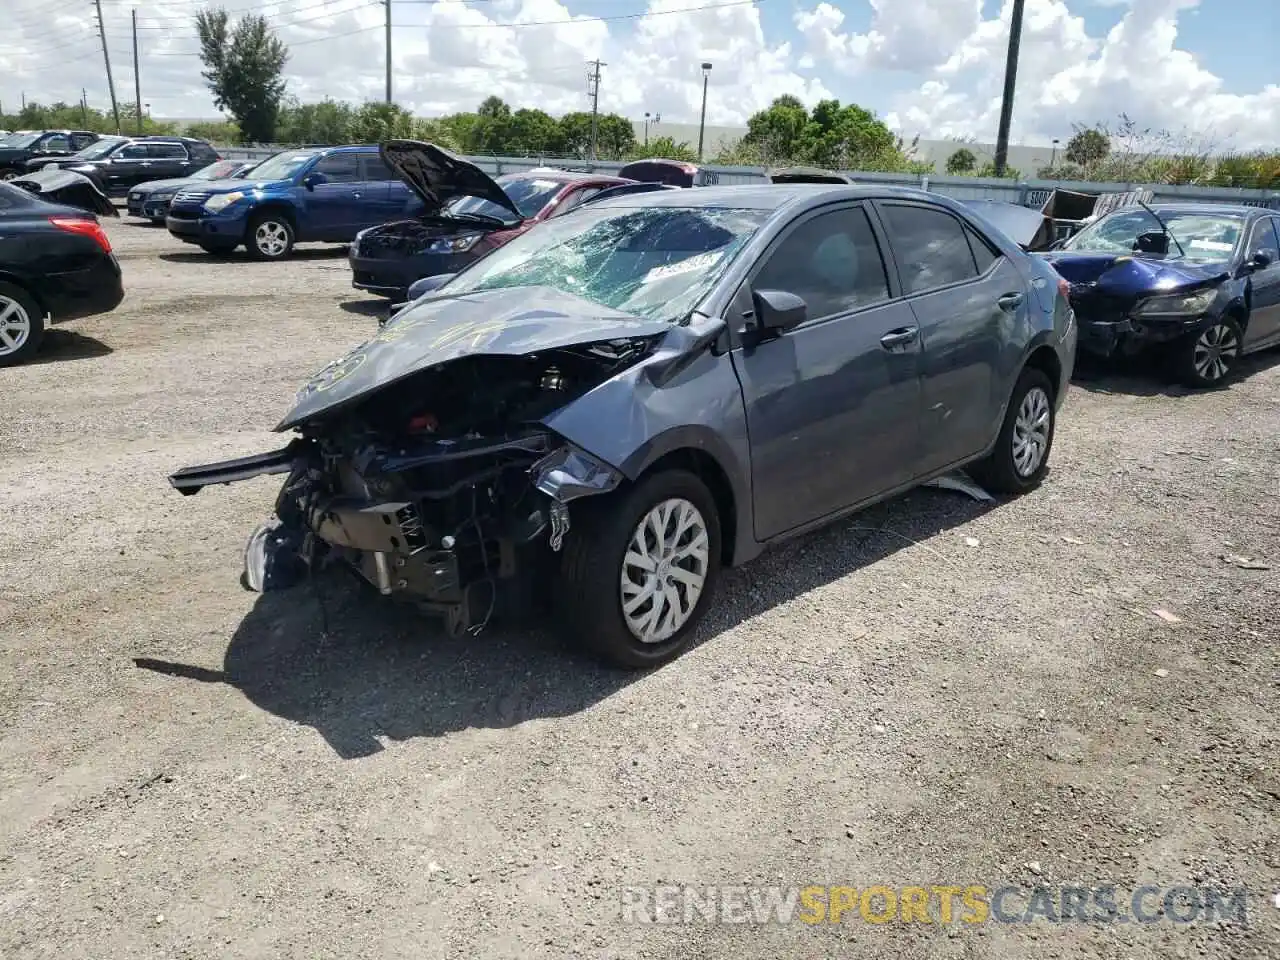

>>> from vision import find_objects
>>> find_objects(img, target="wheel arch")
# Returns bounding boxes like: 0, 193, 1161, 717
247, 202, 298, 232
0, 272, 47, 317
634, 446, 739, 568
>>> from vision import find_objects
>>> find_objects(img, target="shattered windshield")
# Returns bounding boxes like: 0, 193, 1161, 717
445, 176, 563, 223
442, 205, 769, 322
1063, 209, 1245, 260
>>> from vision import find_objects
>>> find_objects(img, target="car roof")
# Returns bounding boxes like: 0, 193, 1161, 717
1134, 203, 1262, 218
585, 182, 958, 212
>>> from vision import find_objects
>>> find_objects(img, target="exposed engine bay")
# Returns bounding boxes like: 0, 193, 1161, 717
171, 343, 653, 635
356, 217, 493, 258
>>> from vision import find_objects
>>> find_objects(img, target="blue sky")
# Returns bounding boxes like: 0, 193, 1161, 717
5, 0, 1278, 148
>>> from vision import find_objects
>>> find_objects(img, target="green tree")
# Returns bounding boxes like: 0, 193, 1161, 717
595, 114, 636, 159
506, 109, 564, 156
1065, 127, 1110, 167
629, 136, 697, 162
183, 119, 241, 144
557, 112, 595, 158
350, 101, 416, 142
196, 9, 289, 143
977, 161, 1022, 179
946, 148, 976, 174
742, 95, 809, 163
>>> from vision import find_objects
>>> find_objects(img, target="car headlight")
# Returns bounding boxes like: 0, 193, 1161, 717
203, 191, 245, 213
151, 191, 175, 201
426, 234, 482, 254
1132, 287, 1216, 317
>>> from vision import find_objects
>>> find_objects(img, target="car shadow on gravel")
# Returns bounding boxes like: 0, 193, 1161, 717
1071, 348, 1280, 396
338, 299, 390, 318
29, 329, 113, 364
157, 247, 351, 265
134, 485, 997, 759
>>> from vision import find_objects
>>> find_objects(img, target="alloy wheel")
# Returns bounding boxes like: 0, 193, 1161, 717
254, 220, 290, 257
0, 295, 32, 356
1193, 322, 1240, 383
620, 497, 710, 644
1011, 386, 1051, 478
0, 170, 18, 181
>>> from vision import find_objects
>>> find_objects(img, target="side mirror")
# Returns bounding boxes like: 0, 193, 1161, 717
751, 289, 807, 333
301, 172, 327, 190
407, 273, 456, 300
1250, 250, 1272, 270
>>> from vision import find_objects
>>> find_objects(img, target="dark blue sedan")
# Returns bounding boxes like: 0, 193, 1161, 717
1043, 203, 1280, 387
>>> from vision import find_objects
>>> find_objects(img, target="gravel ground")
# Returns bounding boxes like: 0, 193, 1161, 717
1, 218, 1278, 959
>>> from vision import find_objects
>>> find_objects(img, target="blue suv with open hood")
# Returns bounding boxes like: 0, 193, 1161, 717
164, 144, 423, 259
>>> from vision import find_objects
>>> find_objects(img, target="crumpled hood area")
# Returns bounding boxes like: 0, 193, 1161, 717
276, 286, 672, 431
1040, 251, 1229, 297
11, 168, 117, 217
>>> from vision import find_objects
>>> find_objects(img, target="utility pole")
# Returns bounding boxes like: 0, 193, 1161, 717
93, 0, 122, 134
992, 0, 1025, 178
384, 0, 392, 103
586, 59, 605, 161
132, 10, 143, 134
81, 89, 88, 125
697, 61, 712, 162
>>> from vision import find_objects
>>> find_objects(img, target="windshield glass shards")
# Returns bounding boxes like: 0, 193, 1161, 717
1064, 209, 1246, 260
443, 205, 770, 322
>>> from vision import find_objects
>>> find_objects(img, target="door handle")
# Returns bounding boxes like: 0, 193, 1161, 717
353, 192, 361, 199
997, 292, 1024, 311
879, 326, 919, 350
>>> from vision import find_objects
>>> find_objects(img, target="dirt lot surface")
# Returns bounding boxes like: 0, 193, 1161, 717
1, 218, 1278, 959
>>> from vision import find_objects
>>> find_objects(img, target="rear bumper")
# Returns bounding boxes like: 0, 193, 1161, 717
35, 255, 125, 323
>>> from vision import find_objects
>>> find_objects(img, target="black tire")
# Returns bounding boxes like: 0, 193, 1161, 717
0, 281, 46, 368
0, 168, 19, 182
1171, 316, 1242, 388
556, 469, 723, 670
199, 241, 238, 256
967, 367, 1056, 495
245, 211, 295, 260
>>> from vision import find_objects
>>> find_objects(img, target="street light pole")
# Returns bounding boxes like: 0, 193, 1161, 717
697, 62, 712, 162
644, 112, 650, 147
1050, 138, 1059, 169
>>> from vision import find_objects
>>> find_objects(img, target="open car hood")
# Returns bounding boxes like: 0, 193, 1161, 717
276, 285, 672, 432
1040, 251, 1230, 296
11, 168, 117, 217
962, 199, 1053, 250
380, 140, 522, 220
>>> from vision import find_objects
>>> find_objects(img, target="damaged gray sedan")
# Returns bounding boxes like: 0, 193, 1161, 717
170, 184, 1076, 668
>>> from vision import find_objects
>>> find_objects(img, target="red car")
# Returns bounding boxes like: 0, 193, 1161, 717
349, 142, 636, 299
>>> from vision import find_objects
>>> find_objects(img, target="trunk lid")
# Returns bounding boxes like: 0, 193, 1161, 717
380, 140, 522, 221
10, 168, 117, 217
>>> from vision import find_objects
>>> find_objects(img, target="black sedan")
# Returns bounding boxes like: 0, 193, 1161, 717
0, 130, 99, 179
1043, 203, 1280, 386
0, 181, 124, 366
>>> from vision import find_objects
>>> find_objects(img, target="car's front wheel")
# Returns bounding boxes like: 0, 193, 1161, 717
246, 212, 295, 260
557, 469, 722, 669
0, 169, 19, 182
968, 367, 1056, 494
0, 282, 46, 367
1174, 316, 1242, 388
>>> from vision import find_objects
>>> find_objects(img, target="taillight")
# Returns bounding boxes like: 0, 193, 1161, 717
1057, 277, 1070, 298
49, 216, 112, 254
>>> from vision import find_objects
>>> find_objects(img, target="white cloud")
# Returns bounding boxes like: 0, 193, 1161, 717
817, 0, 1280, 149
1, 0, 826, 128
795, 0, 982, 73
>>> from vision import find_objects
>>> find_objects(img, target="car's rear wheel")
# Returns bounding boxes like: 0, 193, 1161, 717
0, 169, 19, 182
246, 212, 295, 260
967, 367, 1055, 494
0, 282, 46, 368
1173, 317, 1241, 388
557, 469, 722, 669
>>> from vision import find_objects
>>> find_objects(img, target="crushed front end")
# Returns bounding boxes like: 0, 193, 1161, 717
170, 348, 643, 636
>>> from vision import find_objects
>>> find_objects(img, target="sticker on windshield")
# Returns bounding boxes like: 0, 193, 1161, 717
1188, 239, 1233, 252
641, 251, 724, 284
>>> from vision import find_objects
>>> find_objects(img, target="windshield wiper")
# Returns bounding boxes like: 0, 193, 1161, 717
1137, 200, 1186, 258
441, 210, 517, 228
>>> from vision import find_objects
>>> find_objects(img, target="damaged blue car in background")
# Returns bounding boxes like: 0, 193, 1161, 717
168, 184, 1076, 669
1043, 203, 1280, 387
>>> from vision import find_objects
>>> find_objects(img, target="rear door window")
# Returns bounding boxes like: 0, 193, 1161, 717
147, 143, 188, 159
965, 225, 1002, 274
40, 134, 71, 152
879, 203, 980, 294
